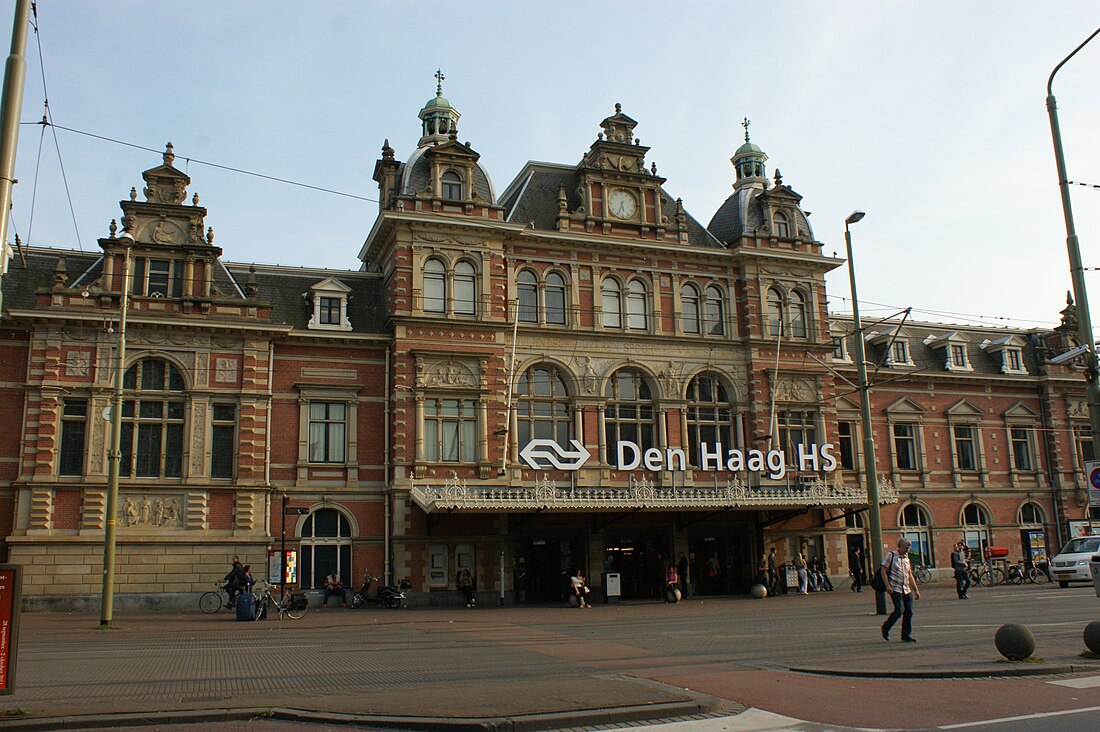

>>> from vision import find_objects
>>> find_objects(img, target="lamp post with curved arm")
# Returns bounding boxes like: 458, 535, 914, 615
1047, 26, 1100, 534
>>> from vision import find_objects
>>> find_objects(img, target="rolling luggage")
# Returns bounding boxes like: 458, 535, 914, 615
236, 591, 256, 621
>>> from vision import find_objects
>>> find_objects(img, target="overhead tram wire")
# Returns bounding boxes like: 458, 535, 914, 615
29, 2, 83, 251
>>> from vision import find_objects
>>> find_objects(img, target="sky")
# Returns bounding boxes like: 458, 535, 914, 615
3, 1, 1099, 332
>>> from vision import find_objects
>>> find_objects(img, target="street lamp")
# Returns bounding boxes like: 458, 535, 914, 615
1047, 26, 1100, 535
100, 229, 134, 627
844, 210, 887, 615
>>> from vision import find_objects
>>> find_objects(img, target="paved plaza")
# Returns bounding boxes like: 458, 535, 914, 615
1, 582, 1099, 730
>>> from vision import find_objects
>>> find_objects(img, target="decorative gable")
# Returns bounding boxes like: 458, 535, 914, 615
981, 335, 1028, 375
945, 399, 984, 419
885, 396, 926, 416
924, 331, 972, 373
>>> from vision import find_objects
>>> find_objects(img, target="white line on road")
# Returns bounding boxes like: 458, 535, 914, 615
938, 705, 1100, 729
1048, 675, 1100, 689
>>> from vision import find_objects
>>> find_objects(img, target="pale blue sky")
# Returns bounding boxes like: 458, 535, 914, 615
4, 1, 1100, 330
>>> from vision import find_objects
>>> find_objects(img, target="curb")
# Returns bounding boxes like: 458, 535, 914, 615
788, 663, 1100, 679
0, 695, 724, 732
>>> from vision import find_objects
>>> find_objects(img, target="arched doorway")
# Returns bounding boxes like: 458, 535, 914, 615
299, 508, 353, 589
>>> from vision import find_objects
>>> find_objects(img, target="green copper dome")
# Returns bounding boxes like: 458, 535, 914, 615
735, 140, 763, 156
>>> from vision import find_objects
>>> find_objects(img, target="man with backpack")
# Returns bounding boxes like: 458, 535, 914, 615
879, 537, 921, 643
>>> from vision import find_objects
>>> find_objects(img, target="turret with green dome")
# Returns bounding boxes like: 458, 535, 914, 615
417, 69, 461, 147
731, 118, 767, 187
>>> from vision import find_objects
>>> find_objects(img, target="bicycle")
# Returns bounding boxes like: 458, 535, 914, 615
254, 583, 308, 620
199, 582, 237, 614
912, 564, 932, 584
1005, 560, 1026, 585
1026, 563, 1050, 584
978, 565, 1005, 587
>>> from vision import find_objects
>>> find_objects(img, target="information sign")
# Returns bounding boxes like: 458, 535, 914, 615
0, 564, 23, 694
1087, 460, 1100, 508
267, 550, 297, 585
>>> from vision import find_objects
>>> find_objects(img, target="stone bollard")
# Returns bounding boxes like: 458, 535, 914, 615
995, 623, 1036, 661
750, 583, 768, 599
1084, 621, 1100, 655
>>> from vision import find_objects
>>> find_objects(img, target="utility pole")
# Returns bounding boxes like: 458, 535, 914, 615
0, 0, 31, 310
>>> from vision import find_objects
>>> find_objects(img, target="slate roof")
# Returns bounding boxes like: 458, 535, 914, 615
0, 248, 101, 310
831, 317, 1044, 377
224, 264, 388, 333
398, 146, 495, 203
501, 163, 722, 249
707, 186, 814, 244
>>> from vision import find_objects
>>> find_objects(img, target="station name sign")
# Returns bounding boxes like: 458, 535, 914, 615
520, 439, 837, 480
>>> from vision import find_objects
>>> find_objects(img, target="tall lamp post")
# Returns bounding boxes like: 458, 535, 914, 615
844, 210, 887, 615
1047, 26, 1100, 535
100, 230, 134, 627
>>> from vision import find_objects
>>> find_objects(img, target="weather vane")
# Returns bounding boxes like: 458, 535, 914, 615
742, 117, 750, 143
435, 69, 445, 96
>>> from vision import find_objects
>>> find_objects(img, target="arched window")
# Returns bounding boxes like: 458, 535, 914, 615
604, 369, 655, 456
516, 364, 571, 453
545, 272, 567, 325
766, 288, 784, 336
441, 170, 462, 201
789, 291, 808, 338
423, 258, 446, 313
900, 504, 933, 567
773, 211, 790, 238
453, 261, 476, 315
517, 270, 538, 322
1018, 502, 1045, 525
300, 508, 353, 590
704, 285, 725, 335
626, 279, 648, 330
962, 502, 990, 557
681, 284, 700, 334
686, 373, 735, 467
120, 358, 185, 478
601, 278, 622, 328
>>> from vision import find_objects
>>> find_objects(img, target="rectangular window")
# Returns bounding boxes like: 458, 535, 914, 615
147, 259, 171, 297
318, 297, 341, 325
308, 402, 346, 463
893, 423, 918, 471
1076, 426, 1094, 466
59, 399, 88, 476
1011, 427, 1033, 472
951, 344, 967, 368
838, 421, 855, 470
602, 290, 622, 328
517, 286, 538, 323
833, 337, 846, 360
778, 411, 816, 467
424, 398, 477, 462
1006, 349, 1022, 371
953, 425, 977, 471
545, 288, 566, 325
211, 404, 237, 478
891, 341, 909, 365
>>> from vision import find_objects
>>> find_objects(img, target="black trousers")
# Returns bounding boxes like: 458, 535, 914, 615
954, 569, 970, 598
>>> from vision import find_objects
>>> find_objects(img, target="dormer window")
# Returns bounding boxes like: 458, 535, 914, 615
131, 257, 182, 297
773, 212, 790, 238
980, 335, 1028, 375
441, 170, 462, 201
950, 344, 967, 368
832, 335, 850, 362
924, 332, 971, 372
1006, 349, 1022, 372
891, 340, 910, 365
307, 278, 353, 331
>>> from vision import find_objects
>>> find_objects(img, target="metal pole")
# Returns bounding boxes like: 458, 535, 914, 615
0, 0, 32, 311
844, 215, 887, 615
280, 491, 287, 598
100, 235, 133, 627
1047, 26, 1100, 533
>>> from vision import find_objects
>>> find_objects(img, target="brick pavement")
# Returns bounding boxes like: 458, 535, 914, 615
0, 582, 1098, 730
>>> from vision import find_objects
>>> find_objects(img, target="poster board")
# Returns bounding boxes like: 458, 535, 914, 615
267, 550, 297, 585
0, 565, 23, 694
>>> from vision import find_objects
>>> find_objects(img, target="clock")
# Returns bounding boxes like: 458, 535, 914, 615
608, 189, 638, 219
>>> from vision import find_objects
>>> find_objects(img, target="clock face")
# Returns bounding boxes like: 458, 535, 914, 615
608, 189, 638, 219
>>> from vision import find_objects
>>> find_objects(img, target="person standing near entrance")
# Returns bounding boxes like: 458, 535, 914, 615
849, 547, 864, 593
767, 547, 779, 596
677, 552, 689, 599
795, 550, 809, 595
951, 542, 970, 599
704, 552, 721, 594
880, 537, 920, 643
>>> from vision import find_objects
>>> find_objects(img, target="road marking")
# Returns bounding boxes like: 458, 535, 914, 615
1049, 675, 1100, 689
938, 705, 1100, 729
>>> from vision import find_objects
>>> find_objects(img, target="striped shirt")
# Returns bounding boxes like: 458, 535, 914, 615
882, 550, 912, 594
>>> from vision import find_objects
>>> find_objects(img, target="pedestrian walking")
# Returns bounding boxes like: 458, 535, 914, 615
677, 552, 689, 599
767, 547, 779, 596
850, 546, 864, 592
756, 552, 768, 588
951, 541, 970, 599
795, 551, 809, 595
457, 567, 476, 607
880, 537, 920, 643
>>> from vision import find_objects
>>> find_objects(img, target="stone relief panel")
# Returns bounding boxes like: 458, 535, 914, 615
214, 357, 236, 383
190, 401, 207, 475
775, 377, 816, 403
417, 358, 478, 388
66, 351, 91, 377
120, 493, 183, 528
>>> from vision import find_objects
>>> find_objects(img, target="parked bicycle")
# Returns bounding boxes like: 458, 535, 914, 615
912, 564, 932, 584
1027, 561, 1051, 584
254, 582, 309, 620
199, 582, 237, 614
1005, 560, 1026, 585
978, 564, 1006, 587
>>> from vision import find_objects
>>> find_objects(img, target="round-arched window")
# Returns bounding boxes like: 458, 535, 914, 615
441, 170, 462, 200
424, 258, 446, 313
300, 508, 353, 590
516, 364, 571, 453
121, 358, 186, 478
545, 272, 566, 325
604, 369, 655, 454
685, 373, 734, 467
517, 269, 538, 322
962, 502, 990, 558
681, 284, 701, 334
453, 261, 476, 315
899, 504, 933, 566
1018, 502, 1044, 525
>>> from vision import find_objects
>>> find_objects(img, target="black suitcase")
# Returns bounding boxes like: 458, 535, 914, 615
236, 591, 256, 621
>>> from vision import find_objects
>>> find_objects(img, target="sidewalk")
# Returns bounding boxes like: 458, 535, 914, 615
1, 583, 1098, 730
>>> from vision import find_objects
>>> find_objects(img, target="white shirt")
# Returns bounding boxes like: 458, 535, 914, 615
882, 550, 912, 594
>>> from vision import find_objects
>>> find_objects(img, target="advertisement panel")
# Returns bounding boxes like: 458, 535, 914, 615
0, 565, 23, 694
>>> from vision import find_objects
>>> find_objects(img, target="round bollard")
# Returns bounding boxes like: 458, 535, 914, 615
750, 583, 768, 599
995, 623, 1036, 661
1084, 621, 1100, 655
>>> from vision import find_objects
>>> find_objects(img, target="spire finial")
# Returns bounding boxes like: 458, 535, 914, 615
434, 68, 445, 97
742, 117, 750, 143
164, 141, 175, 166
615, 102, 622, 114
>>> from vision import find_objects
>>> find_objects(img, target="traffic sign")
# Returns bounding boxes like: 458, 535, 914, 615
1086, 460, 1100, 508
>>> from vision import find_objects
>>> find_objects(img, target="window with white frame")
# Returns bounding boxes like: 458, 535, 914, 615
950, 344, 968, 369
517, 269, 538, 322
453, 261, 477, 315
900, 504, 933, 567
120, 358, 186, 478
1005, 348, 1024, 373
1010, 426, 1034, 472
601, 278, 622, 329
604, 369, 656, 455
423, 258, 478, 316
626, 279, 648, 330
892, 422, 919, 471
703, 285, 725, 335
686, 373, 735, 467
131, 257, 183, 298
681, 284, 701, 334
308, 402, 346, 463
773, 211, 790, 238
832, 335, 849, 361
962, 503, 990, 556
545, 272, 567, 325
890, 340, 910, 365
424, 258, 446, 313
441, 170, 463, 201
307, 278, 353, 331
952, 424, 979, 471
766, 287, 810, 339
424, 398, 478, 463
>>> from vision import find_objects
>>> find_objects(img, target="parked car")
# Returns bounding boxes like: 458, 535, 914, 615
1049, 536, 1100, 588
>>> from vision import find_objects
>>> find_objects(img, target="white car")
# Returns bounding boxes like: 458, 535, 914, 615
1049, 536, 1100, 587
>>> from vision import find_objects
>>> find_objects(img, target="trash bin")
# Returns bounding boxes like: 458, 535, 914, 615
1090, 554, 1100, 598
603, 571, 621, 603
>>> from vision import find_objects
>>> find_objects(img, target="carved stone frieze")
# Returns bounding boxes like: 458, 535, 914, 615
775, 377, 816, 403
120, 493, 183, 528
412, 233, 482, 247
215, 358, 236, 383
190, 402, 207, 474
1068, 399, 1087, 419
66, 351, 91, 377
419, 359, 478, 388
